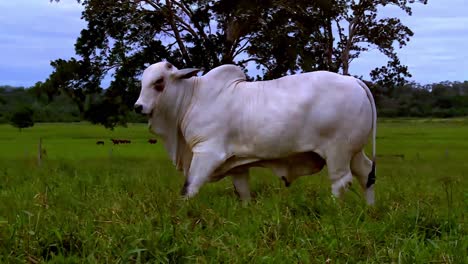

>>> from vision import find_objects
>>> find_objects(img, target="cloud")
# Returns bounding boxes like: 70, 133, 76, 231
352, 0, 468, 84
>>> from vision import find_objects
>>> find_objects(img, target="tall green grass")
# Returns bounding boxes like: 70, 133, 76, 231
0, 121, 466, 263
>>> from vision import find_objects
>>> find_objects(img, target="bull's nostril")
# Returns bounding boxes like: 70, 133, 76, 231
134, 104, 143, 114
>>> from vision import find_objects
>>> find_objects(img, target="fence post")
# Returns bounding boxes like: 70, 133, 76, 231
38, 137, 42, 166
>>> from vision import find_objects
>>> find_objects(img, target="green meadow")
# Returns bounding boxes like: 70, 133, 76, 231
0, 120, 466, 263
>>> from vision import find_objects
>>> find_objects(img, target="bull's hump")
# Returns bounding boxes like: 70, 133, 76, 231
204, 65, 246, 83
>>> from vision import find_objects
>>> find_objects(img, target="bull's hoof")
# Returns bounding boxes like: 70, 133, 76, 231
281, 176, 291, 187
180, 181, 189, 196
233, 186, 240, 198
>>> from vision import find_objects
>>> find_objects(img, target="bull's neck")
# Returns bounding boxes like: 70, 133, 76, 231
167, 77, 197, 128
150, 78, 196, 167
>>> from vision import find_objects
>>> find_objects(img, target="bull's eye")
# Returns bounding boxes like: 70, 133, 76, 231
154, 78, 164, 92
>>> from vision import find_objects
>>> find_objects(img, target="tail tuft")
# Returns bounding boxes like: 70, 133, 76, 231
366, 160, 376, 188
281, 176, 291, 187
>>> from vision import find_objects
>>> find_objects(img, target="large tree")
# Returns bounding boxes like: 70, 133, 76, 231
48, 0, 427, 128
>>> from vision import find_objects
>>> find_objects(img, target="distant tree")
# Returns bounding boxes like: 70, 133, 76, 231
10, 106, 34, 131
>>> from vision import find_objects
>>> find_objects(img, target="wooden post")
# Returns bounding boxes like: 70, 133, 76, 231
38, 137, 42, 166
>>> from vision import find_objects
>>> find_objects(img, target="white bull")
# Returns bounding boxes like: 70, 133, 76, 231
134, 61, 377, 205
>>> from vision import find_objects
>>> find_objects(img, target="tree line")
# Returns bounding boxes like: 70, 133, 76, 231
2, 80, 467, 130
373, 81, 468, 118
0, 84, 145, 129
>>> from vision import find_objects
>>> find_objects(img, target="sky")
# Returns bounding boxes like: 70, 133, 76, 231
1, 0, 467, 87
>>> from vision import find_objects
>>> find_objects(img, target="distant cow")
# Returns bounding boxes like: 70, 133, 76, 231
96, 141, 105, 145
148, 139, 158, 144
111, 139, 131, 145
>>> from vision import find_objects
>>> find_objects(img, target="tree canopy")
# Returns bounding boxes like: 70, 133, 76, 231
48, 0, 428, 128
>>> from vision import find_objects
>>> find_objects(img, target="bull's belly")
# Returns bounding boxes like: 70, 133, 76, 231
210, 151, 326, 182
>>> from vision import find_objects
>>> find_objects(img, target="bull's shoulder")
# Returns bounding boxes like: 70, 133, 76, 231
202, 64, 246, 84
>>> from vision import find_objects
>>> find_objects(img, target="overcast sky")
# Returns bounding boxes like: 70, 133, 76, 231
1, 0, 467, 87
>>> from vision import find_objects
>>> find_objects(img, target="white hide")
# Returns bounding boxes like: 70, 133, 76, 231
135, 61, 377, 204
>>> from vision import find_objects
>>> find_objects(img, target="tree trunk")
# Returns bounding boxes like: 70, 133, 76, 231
38, 137, 42, 166
325, 17, 334, 71
342, 51, 350, 75
342, 20, 356, 76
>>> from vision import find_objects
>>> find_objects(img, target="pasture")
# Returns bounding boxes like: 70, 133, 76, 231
0, 120, 466, 263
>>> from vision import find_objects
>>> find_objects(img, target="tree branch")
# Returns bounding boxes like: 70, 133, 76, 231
173, 1, 210, 42
165, 0, 191, 64
139, 0, 162, 11
172, 1, 220, 65
232, 39, 251, 59
172, 15, 198, 36
237, 57, 262, 65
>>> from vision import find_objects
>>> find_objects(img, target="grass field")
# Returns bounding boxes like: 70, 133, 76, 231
0, 120, 467, 263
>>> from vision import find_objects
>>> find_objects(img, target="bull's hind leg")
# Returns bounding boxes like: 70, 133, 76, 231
325, 148, 353, 200
351, 150, 375, 205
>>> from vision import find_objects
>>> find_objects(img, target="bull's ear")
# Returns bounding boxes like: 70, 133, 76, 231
172, 68, 202, 79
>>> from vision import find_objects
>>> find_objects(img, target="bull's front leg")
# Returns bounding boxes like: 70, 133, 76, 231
182, 152, 226, 199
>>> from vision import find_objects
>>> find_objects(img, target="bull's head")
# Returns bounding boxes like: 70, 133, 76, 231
134, 61, 201, 115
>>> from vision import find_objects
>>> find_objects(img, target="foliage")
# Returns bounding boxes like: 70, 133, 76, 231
0, 121, 466, 262
1, 80, 468, 124
9, 106, 34, 131
47, 0, 427, 128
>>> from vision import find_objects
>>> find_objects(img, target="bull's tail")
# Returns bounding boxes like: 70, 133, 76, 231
356, 79, 377, 188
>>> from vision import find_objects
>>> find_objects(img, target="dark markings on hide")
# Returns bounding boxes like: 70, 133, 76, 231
281, 176, 291, 187
366, 161, 376, 188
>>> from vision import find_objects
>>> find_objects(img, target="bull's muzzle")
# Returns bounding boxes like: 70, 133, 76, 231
134, 104, 143, 114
